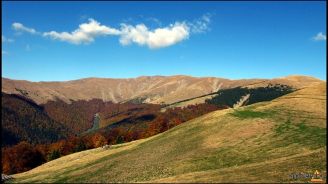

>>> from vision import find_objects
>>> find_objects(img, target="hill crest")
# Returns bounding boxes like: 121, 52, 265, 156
2, 75, 323, 105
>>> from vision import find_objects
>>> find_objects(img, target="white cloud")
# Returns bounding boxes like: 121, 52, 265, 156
12, 23, 38, 34
146, 17, 162, 26
188, 13, 212, 33
16, 14, 212, 49
2, 35, 14, 43
119, 22, 189, 49
2, 50, 8, 55
313, 32, 326, 41
43, 18, 121, 44
118, 14, 211, 48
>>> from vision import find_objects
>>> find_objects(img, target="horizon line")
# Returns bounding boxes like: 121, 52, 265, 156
2, 74, 325, 83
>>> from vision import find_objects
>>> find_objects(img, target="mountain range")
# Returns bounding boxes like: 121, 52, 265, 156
2, 75, 323, 105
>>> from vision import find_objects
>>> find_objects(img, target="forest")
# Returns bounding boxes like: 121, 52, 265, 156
2, 93, 70, 147
205, 84, 294, 107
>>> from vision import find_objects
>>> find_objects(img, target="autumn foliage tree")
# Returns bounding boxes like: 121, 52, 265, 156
91, 133, 108, 148
2, 142, 45, 174
47, 149, 60, 161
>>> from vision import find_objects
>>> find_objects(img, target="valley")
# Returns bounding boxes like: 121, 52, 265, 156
8, 82, 326, 183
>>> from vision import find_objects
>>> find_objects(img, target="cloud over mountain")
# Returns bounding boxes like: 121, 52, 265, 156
12, 23, 38, 34
43, 19, 120, 44
188, 13, 212, 33
2, 35, 14, 43
313, 32, 326, 41
119, 22, 190, 49
12, 15, 211, 49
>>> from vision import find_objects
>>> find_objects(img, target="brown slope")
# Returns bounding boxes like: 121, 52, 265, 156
2, 93, 70, 147
244, 75, 324, 89
1, 75, 323, 105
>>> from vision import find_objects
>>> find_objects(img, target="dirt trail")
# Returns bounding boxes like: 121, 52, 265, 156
233, 94, 250, 108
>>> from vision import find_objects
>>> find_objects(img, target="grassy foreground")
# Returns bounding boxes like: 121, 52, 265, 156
11, 83, 326, 183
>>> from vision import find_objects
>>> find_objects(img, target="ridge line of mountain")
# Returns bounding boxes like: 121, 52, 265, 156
2, 74, 323, 83
2, 74, 324, 105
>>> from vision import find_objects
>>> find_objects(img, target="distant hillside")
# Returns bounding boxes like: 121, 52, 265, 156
2, 75, 323, 105
205, 84, 294, 108
1, 93, 70, 147
162, 83, 295, 110
11, 83, 326, 183
43, 99, 161, 134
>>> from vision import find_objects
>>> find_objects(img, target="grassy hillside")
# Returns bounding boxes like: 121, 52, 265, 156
10, 83, 326, 183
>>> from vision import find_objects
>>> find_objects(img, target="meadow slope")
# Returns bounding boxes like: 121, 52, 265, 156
11, 83, 326, 183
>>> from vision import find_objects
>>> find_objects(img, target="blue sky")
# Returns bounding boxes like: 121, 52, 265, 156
2, 1, 326, 81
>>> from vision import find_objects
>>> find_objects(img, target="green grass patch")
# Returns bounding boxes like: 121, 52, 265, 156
230, 109, 272, 119
188, 146, 268, 174
274, 120, 326, 149
275, 119, 292, 134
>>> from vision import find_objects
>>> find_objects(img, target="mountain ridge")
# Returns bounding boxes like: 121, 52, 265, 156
2, 74, 323, 82
2, 75, 323, 105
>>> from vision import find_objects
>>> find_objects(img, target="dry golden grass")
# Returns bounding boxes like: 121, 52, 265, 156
256, 82, 326, 127
151, 148, 325, 183
161, 94, 217, 112
203, 116, 274, 149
